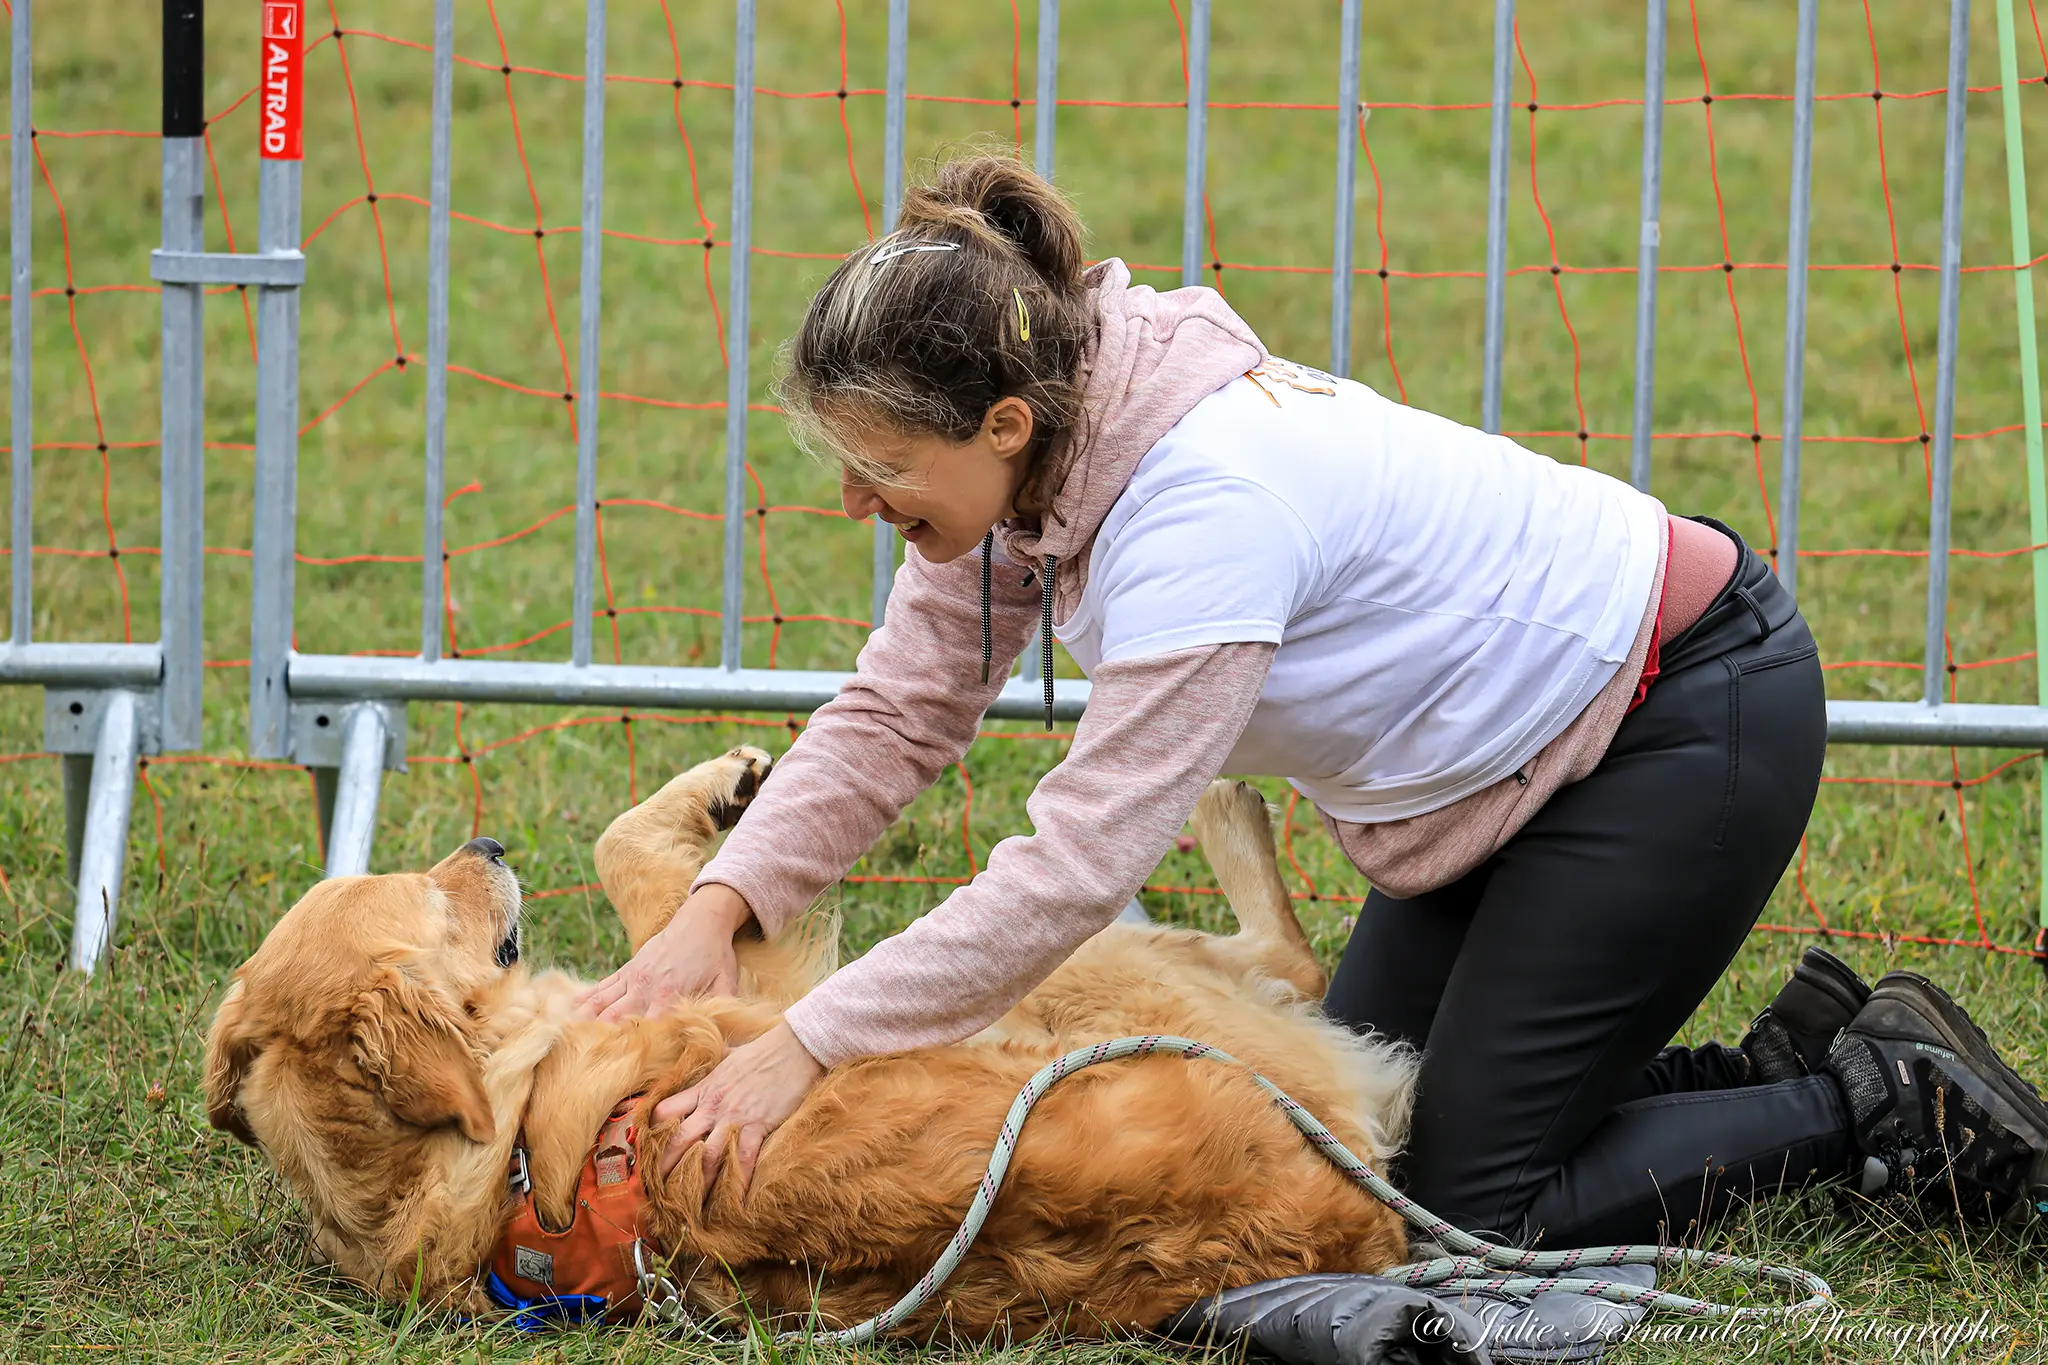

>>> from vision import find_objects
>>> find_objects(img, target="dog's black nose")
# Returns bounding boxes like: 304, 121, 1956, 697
464, 836, 506, 862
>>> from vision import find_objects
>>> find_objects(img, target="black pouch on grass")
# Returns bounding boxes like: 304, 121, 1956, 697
1159, 1264, 1656, 1365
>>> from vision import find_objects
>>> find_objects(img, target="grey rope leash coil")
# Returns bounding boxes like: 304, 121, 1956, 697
640, 1033, 1833, 1345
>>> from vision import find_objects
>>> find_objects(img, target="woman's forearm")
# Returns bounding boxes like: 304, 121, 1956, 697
692, 541, 1042, 936
779, 641, 1275, 1067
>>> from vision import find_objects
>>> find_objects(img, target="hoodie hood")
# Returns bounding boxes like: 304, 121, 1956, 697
993, 258, 1268, 621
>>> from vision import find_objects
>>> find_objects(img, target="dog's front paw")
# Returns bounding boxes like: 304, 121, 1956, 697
706, 746, 774, 831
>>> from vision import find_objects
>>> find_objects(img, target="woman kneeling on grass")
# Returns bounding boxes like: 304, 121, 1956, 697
580, 150, 2048, 1248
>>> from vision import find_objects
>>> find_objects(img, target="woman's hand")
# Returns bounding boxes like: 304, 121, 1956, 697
656, 1020, 825, 1199
576, 884, 754, 1021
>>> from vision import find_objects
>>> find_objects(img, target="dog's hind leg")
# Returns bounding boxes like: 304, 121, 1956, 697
594, 747, 773, 952
1190, 780, 1326, 997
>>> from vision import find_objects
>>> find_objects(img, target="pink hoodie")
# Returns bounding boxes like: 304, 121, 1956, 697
694, 260, 1275, 1065
695, 260, 1734, 1067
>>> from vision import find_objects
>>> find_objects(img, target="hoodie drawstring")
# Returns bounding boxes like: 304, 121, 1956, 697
976, 533, 1058, 732
979, 531, 995, 685
1038, 555, 1056, 732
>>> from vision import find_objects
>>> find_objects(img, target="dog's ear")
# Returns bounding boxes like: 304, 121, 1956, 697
349, 966, 496, 1144
204, 979, 263, 1146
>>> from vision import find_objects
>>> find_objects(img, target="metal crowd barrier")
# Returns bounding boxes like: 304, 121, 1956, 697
5, 0, 2045, 973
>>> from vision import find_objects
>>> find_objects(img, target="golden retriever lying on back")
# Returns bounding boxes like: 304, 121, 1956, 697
204, 747, 1418, 1337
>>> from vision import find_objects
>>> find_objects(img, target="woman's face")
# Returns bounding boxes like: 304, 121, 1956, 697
838, 398, 1035, 565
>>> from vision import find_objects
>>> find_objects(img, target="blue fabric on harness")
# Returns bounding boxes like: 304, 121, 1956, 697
480, 1267, 615, 1331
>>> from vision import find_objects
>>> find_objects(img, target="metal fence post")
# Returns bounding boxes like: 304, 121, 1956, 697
248, 0, 306, 757
873, 0, 910, 633
160, 0, 206, 751
1480, 0, 1514, 435
721, 0, 757, 672
1011, 0, 1057, 687
1330, 0, 1360, 378
1034, 0, 1057, 178
1629, 0, 1667, 492
420, 0, 454, 664
570, 0, 607, 669
1180, 0, 1211, 288
9, 0, 32, 646
1777, 0, 1817, 595
1924, 0, 1970, 707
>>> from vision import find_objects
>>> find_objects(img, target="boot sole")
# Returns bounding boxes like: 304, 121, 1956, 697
1869, 971, 2048, 1216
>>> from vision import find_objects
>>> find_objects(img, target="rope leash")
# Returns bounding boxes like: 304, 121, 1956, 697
638, 1033, 1833, 1342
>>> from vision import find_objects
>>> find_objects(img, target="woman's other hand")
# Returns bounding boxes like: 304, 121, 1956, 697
656, 1021, 825, 1199
575, 883, 754, 1020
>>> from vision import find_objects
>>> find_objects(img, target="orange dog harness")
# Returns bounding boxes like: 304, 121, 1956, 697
482, 1094, 659, 1326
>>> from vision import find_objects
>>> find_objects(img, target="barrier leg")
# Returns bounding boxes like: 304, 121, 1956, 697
69, 690, 139, 974
323, 705, 389, 878
294, 699, 405, 878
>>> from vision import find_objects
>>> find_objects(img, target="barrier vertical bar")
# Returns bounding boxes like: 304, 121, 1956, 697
1480, 0, 1514, 434
570, 0, 606, 669
1008, 0, 1057, 685
9, 0, 31, 645
160, 0, 206, 750
1777, 0, 1817, 597
872, 0, 909, 633
1996, 0, 2048, 962
1989, 2, 2048, 958
1180, 0, 1211, 288
248, 0, 305, 758
1034, 0, 1058, 177
420, 0, 454, 664
722, 0, 756, 672
1923, 0, 1969, 707
1628, 0, 1666, 493
1329, 0, 1360, 377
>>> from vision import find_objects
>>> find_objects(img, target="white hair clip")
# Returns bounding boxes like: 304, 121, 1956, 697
868, 238, 962, 270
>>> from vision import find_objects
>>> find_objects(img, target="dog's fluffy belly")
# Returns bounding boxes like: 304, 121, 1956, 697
639, 1038, 1407, 1336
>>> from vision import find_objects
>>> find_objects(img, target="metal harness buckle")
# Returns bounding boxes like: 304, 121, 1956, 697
632, 1238, 726, 1342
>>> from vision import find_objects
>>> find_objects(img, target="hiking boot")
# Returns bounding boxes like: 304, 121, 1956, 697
1822, 971, 2048, 1226
1740, 946, 1871, 1084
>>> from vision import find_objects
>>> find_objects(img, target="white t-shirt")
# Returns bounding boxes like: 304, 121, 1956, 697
1052, 356, 1666, 824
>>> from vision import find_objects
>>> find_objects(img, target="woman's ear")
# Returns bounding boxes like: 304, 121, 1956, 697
983, 395, 1036, 463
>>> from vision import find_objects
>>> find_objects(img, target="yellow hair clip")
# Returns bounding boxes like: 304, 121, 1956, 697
1013, 287, 1031, 342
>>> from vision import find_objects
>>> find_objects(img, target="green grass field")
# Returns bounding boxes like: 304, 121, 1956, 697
6, 0, 2048, 1359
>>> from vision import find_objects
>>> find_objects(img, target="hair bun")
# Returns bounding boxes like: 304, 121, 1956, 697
898, 150, 1085, 293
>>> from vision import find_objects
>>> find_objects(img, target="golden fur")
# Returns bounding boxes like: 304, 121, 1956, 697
204, 747, 1419, 1338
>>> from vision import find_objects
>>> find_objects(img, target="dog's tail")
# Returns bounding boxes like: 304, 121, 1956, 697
1190, 780, 1323, 996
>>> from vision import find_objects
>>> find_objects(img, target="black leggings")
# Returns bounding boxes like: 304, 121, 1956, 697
1322, 521, 1849, 1248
